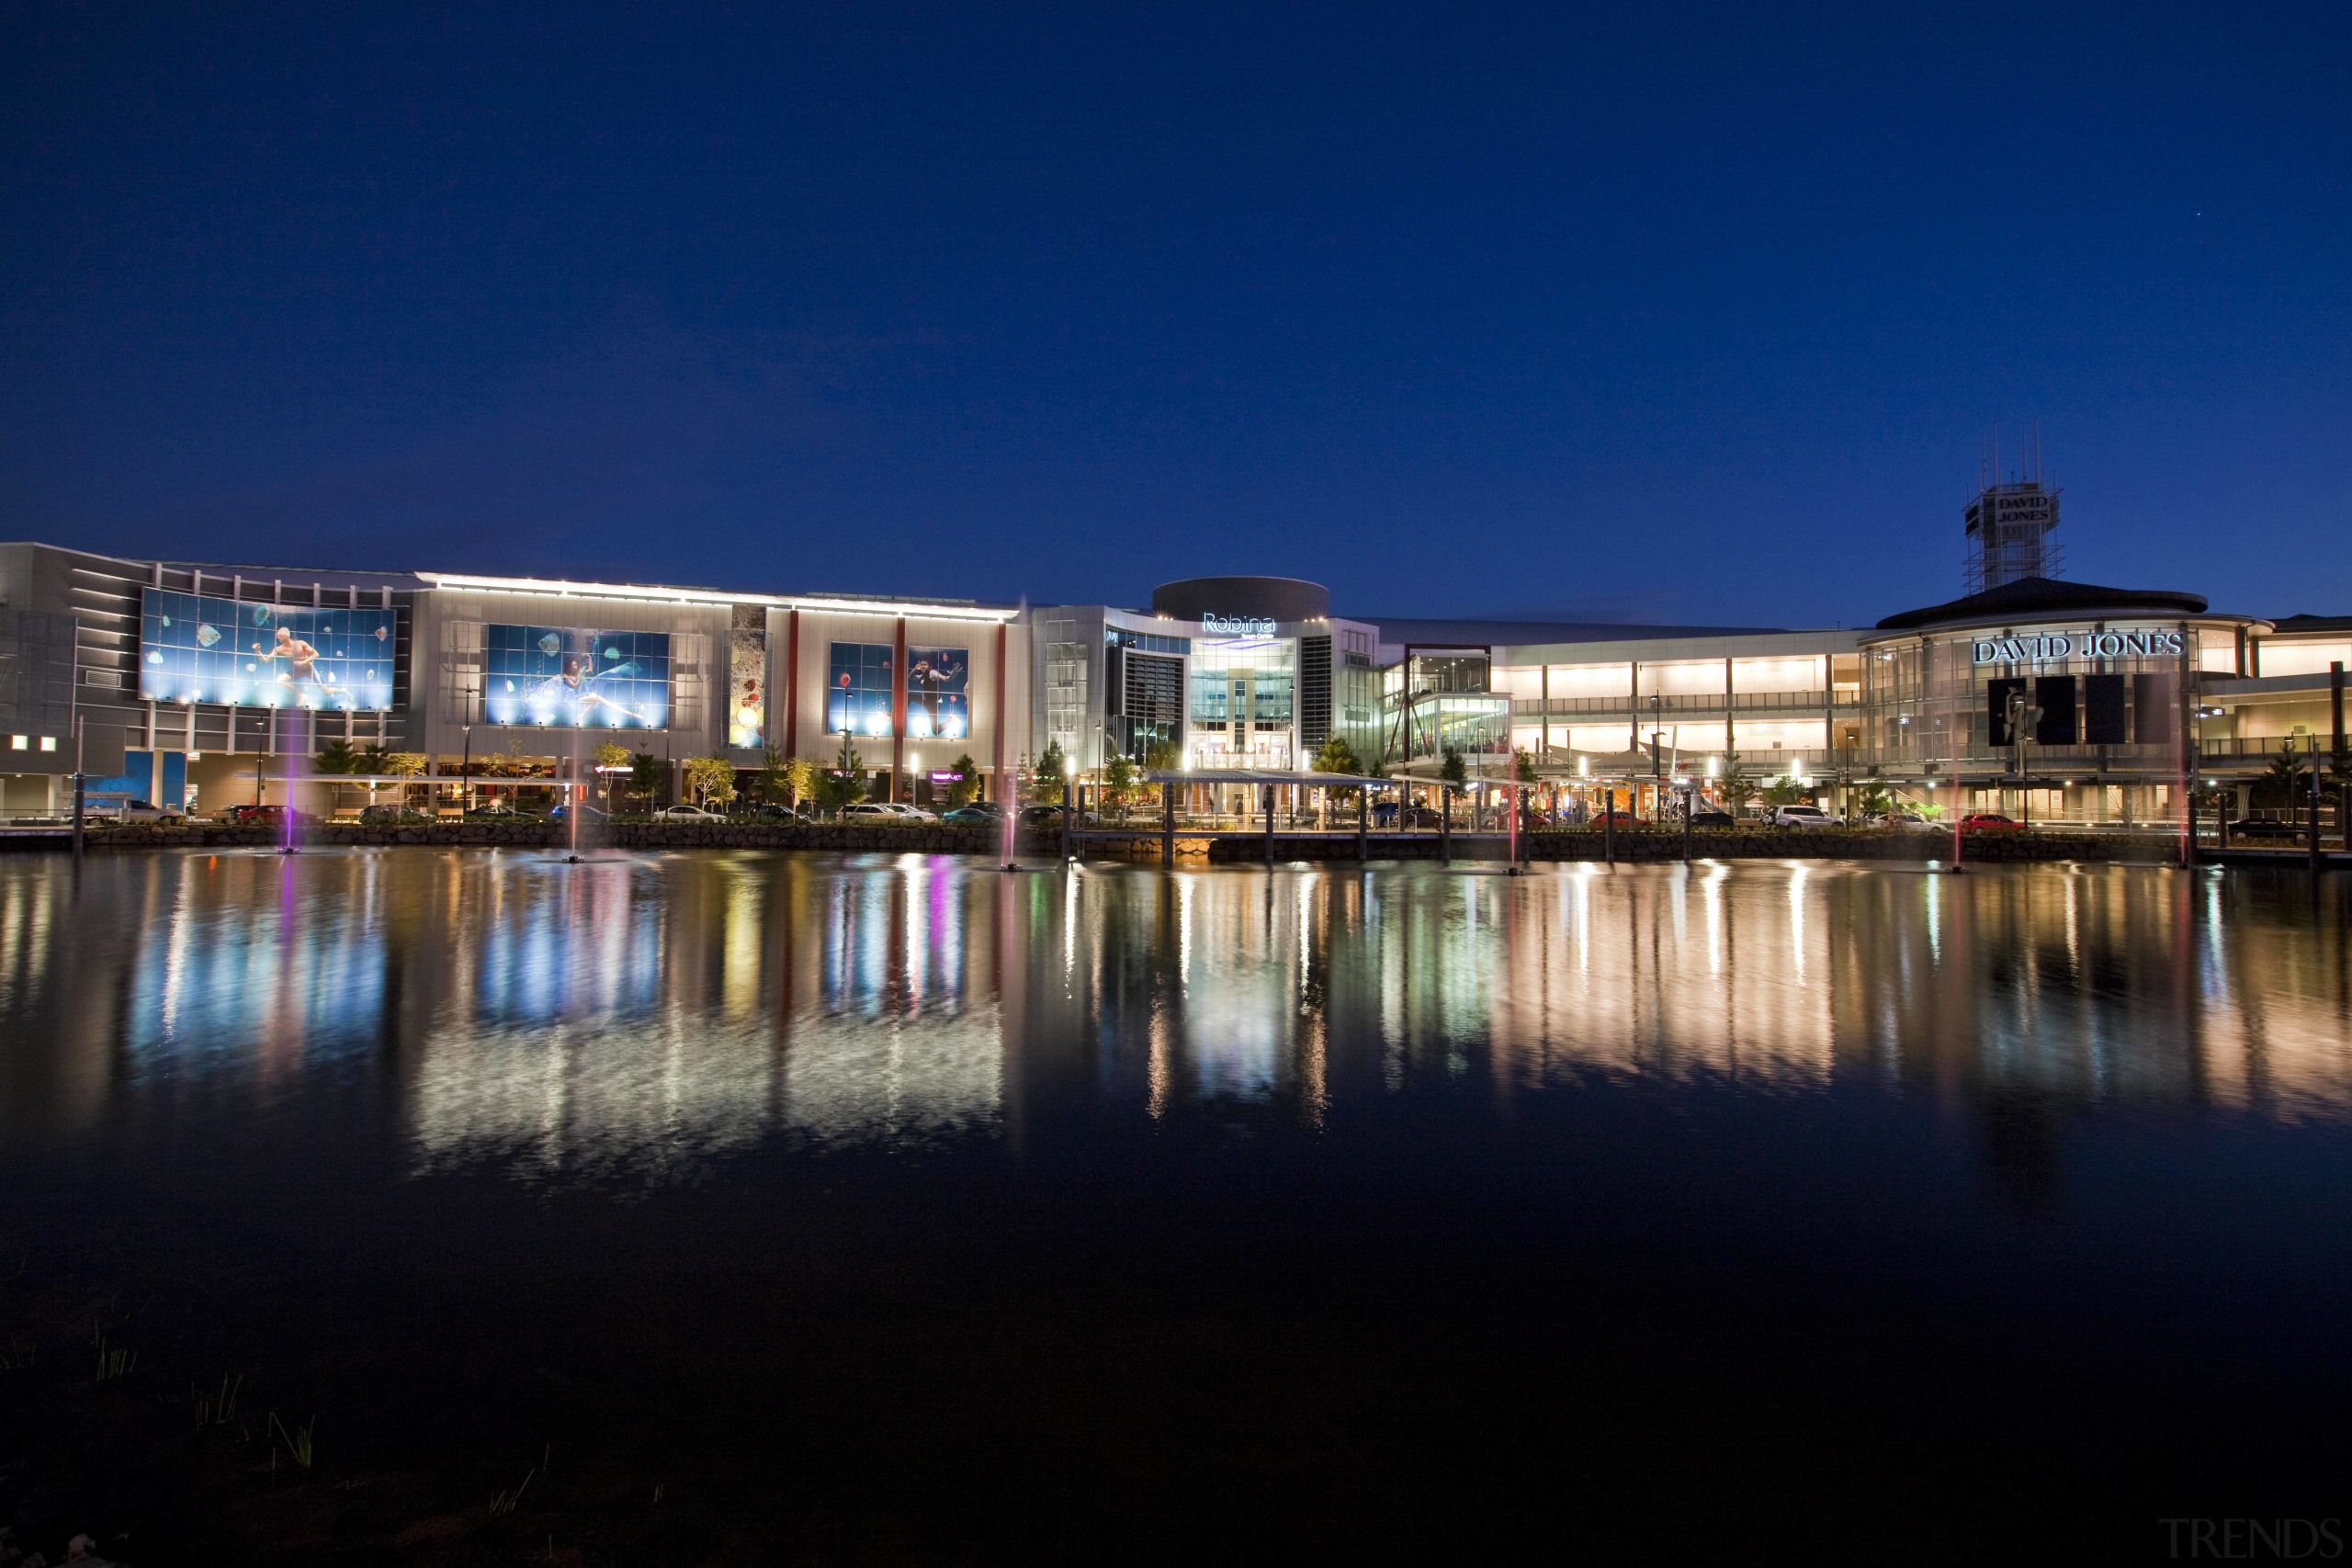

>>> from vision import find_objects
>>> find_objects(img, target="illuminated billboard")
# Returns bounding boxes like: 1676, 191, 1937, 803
729, 612, 765, 749
906, 646, 969, 739
827, 642, 894, 737
483, 625, 671, 729
139, 589, 396, 711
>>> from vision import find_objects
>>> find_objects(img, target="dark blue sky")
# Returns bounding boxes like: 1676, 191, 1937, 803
4, 3, 2346, 625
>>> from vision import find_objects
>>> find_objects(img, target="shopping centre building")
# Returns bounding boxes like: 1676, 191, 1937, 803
2, 537, 2345, 824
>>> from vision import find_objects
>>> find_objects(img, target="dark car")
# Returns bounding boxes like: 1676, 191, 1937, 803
746, 802, 809, 822
1687, 810, 1736, 829
942, 803, 1004, 826
1369, 803, 1442, 829
547, 802, 609, 822
464, 806, 538, 822
2227, 817, 2301, 840
1020, 804, 1066, 829
1959, 813, 2022, 832
224, 804, 310, 826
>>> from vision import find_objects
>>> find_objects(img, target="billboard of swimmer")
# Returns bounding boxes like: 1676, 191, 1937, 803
483, 625, 671, 729
139, 588, 397, 711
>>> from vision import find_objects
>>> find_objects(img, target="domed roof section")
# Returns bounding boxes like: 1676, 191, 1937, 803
1875, 576, 2207, 632
1149, 576, 1331, 623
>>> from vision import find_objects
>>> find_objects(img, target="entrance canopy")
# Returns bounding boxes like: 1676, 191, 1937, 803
1144, 769, 1393, 788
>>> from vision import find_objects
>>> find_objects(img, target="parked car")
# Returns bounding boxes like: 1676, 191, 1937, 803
883, 802, 936, 822
1887, 812, 1941, 830
1020, 804, 1067, 829
464, 806, 539, 822
547, 802, 609, 822
107, 798, 186, 824
1687, 810, 1736, 829
1370, 802, 1443, 829
653, 804, 724, 822
941, 803, 1003, 827
223, 804, 309, 827
1959, 813, 2022, 832
2227, 817, 2301, 840
1587, 808, 1645, 830
1769, 805, 1839, 829
746, 802, 811, 822
841, 803, 898, 820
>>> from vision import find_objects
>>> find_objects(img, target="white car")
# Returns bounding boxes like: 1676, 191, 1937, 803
843, 803, 933, 822
109, 798, 186, 824
654, 804, 725, 821
1769, 805, 1840, 829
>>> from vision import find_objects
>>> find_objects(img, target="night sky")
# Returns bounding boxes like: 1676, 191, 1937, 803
4, 4, 2346, 626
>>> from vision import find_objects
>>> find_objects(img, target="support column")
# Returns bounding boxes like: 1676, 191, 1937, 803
889, 616, 908, 804
1357, 784, 1367, 863
1629, 661, 1640, 752
784, 609, 801, 763
992, 621, 1008, 807
1440, 786, 1452, 864
1724, 656, 1735, 756
1263, 783, 1274, 866
1161, 778, 1174, 868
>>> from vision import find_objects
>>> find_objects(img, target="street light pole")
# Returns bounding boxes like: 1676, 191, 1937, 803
459, 723, 473, 816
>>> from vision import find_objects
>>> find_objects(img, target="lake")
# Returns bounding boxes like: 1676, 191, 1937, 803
4, 850, 2349, 1562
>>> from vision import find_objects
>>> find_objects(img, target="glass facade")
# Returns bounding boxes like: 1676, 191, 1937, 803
141, 588, 398, 711
483, 625, 671, 729
1187, 635, 1296, 769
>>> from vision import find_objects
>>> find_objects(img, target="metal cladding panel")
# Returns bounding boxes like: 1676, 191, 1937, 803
2083, 673, 2129, 745
2034, 675, 2078, 746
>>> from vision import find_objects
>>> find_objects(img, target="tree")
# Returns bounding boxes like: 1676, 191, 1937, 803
816, 738, 865, 816
1312, 734, 1361, 775
1103, 751, 1137, 814
1512, 748, 1538, 786
2257, 750, 2307, 824
593, 742, 632, 810
1142, 737, 1180, 772
1030, 739, 1068, 807
1440, 743, 1467, 789
784, 757, 819, 810
759, 744, 793, 805
684, 754, 738, 810
1761, 774, 1815, 807
946, 753, 979, 808
628, 751, 663, 810
1719, 767, 1758, 818
314, 738, 364, 775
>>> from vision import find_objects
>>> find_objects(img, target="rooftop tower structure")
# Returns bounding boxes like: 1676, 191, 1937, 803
1962, 430, 2062, 592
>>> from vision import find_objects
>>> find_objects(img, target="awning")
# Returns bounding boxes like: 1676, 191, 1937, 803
1142, 769, 1396, 787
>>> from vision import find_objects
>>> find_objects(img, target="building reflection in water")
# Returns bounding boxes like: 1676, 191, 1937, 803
0, 852, 2346, 1185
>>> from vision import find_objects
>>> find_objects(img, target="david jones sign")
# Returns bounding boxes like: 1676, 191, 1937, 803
1972, 627, 2187, 666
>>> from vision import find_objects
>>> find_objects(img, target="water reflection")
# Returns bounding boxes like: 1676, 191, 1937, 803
0, 853, 2347, 1187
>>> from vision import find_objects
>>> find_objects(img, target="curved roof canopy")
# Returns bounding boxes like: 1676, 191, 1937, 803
1874, 576, 2208, 632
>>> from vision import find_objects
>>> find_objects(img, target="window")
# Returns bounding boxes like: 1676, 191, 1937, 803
7, 735, 24, 750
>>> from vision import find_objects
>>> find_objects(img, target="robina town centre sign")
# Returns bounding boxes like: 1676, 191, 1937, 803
1971, 627, 2188, 666
1201, 614, 1280, 637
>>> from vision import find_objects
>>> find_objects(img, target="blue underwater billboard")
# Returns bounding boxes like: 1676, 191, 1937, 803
139, 589, 396, 711
482, 625, 671, 729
